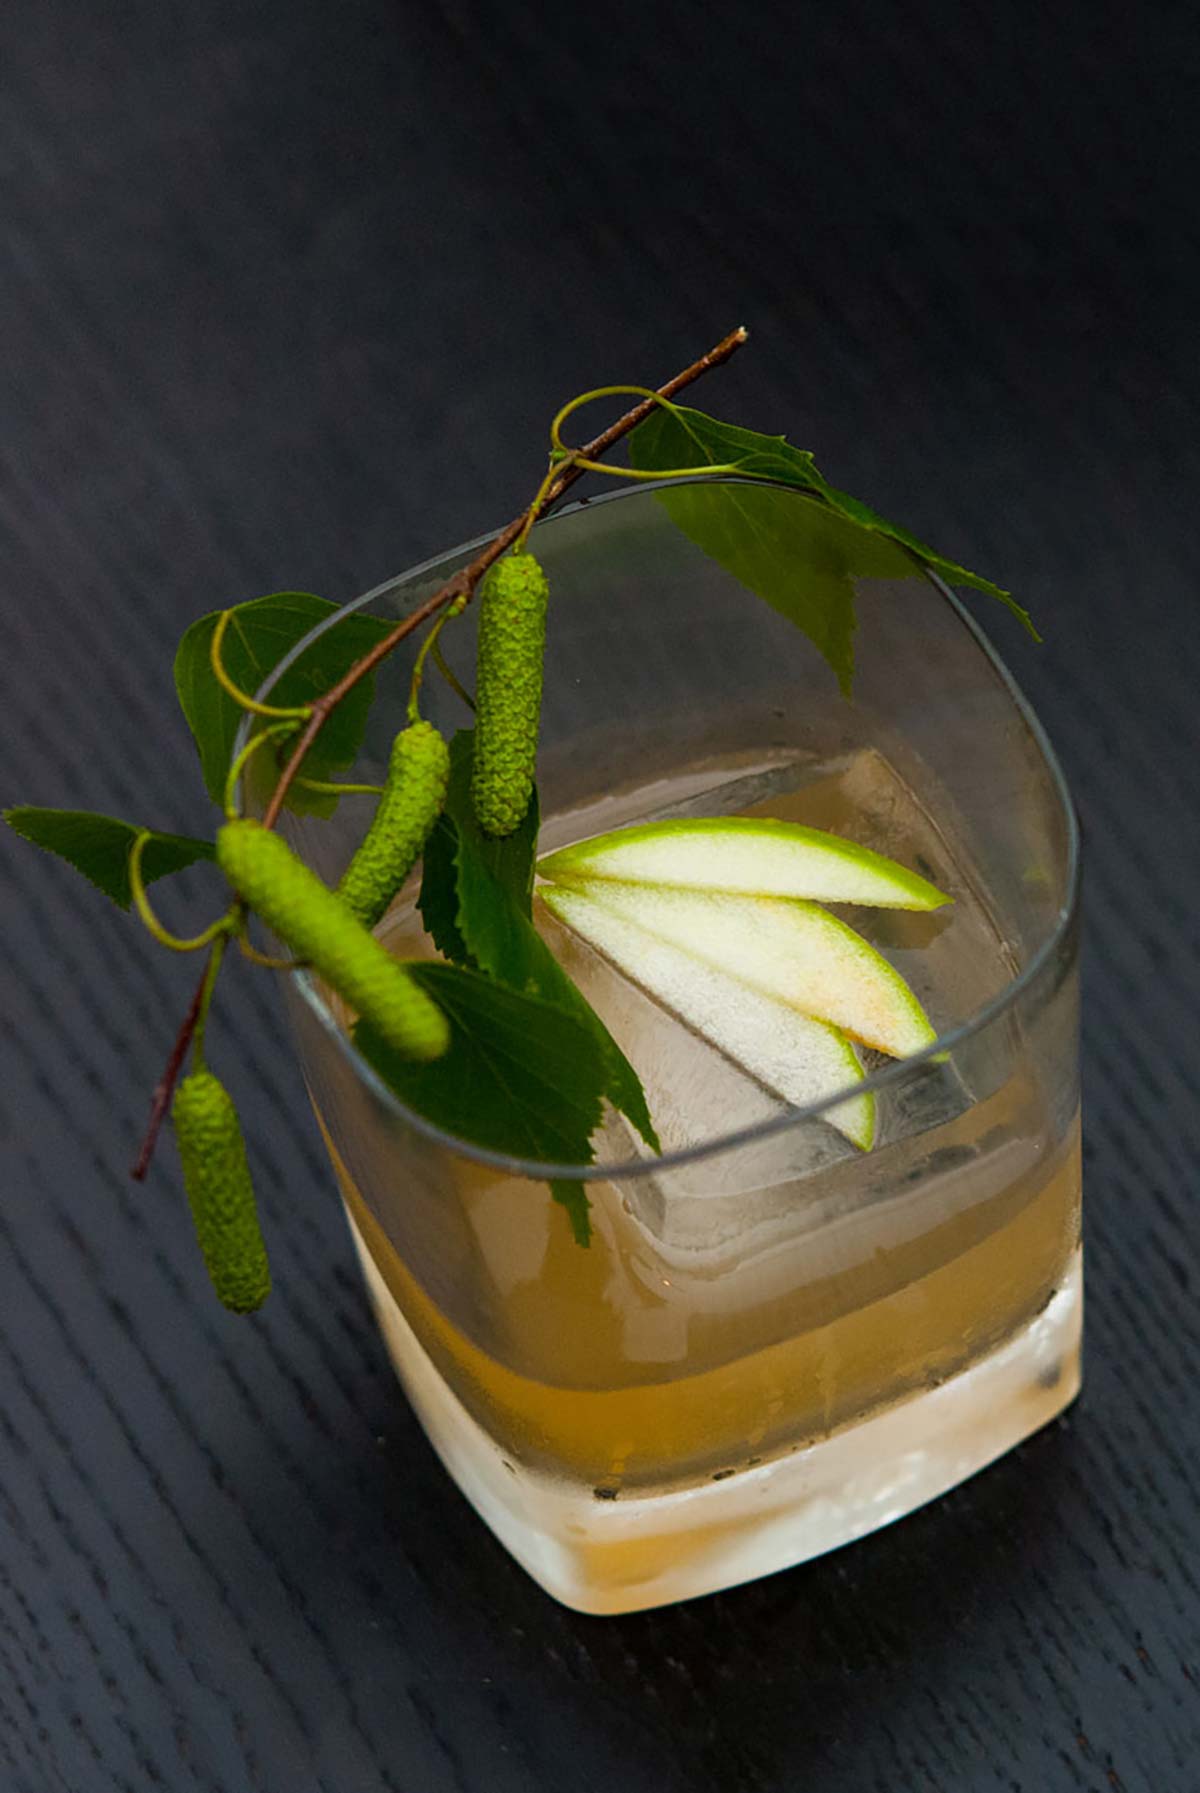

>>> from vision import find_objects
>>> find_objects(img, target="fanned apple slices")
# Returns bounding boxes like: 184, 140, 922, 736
538, 818, 950, 1152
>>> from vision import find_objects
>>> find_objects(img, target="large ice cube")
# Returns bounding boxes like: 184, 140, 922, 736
534, 748, 998, 1256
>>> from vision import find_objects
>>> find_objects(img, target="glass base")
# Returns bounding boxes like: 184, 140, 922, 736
349, 1214, 1082, 1616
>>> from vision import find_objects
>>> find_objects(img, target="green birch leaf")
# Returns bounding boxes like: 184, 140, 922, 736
173, 592, 394, 808
416, 733, 659, 1152
640, 476, 871, 695
447, 728, 540, 919
550, 1182, 592, 1248
356, 961, 605, 1156
416, 730, 538, 963
4, 808, 215, 909
629, 404, 1035, 694
355, 962, 604, 1242
415, 810, 475, 967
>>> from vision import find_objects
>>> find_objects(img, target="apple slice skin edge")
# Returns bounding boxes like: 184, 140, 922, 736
538, 817, 951, 912
540, 884, 877, 1150
548, 877, 937, 1060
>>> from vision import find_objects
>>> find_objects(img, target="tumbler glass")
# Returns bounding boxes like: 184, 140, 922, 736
241, 478, 1081, 1615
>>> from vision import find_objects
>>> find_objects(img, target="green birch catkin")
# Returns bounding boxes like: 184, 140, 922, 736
172, 1070, 271, 1313
337, 721, 450, 928
471, 551, 549, 837
217, 818, 450, 1060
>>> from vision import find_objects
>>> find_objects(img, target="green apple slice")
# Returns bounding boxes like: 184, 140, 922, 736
544, 879, 937, 1060
539, 817, 949, 911
541, 884, 875, 1149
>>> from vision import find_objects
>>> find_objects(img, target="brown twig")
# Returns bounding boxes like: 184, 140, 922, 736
136, 328, 747, 1180
260, 325, 747, 829
130, 951, 214, 1179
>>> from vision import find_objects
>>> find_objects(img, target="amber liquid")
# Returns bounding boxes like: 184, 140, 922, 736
322, 748, 1082, 1501
330, 1115, 1080, 1493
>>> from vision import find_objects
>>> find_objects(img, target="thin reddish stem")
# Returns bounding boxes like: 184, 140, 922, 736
130, 954, 212, 1180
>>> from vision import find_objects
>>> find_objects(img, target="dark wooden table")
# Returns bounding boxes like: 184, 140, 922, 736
3, 5, 1198, 1788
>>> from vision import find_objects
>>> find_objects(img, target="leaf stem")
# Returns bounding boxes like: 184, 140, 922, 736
407, 598, 464, 724
129, 831, 233, 953
566, 455, 743, 482
210, 611, 316, 720
259, 326, 747, 829
549, 385, 743, 480
431, 638, 475, 712
237, 934, 303, 969
514, 457, 575, 551
549, 384, 682, 444
190, 934, 226, 1070
224, 721, 299, 819
293, 775, 386, 797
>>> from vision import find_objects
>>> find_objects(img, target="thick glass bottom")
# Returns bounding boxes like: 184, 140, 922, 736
347, 1214, 1082, 1616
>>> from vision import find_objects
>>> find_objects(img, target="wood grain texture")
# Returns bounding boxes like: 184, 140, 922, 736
2, 1, 1198, 1788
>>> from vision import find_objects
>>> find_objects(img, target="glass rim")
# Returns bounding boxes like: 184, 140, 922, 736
236, 475, 1081, 1184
